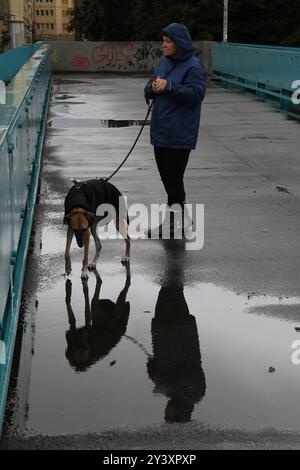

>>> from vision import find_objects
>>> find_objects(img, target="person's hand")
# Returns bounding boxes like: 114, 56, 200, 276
152, 76, 168, 94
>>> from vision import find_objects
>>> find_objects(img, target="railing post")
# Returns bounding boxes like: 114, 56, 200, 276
7, 141, 16, 332
223, 0, 229, 43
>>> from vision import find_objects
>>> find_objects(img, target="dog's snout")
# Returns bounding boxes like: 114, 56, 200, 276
75, 229, 86, 248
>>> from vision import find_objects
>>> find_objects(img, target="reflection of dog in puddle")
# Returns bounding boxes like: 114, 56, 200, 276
65, 266, 130, 372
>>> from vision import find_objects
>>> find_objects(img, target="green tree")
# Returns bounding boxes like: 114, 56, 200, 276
228, 0, 300, 45
68, 0, 300, 45
132, 0, 223, 41
68, 0, 137, 40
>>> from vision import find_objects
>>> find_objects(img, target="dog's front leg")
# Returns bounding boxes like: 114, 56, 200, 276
89, 221, 102, 270
115, 213, 131, 265
81, 229, 91, 279
123, 236, 131, 265
65, 227, 74, 275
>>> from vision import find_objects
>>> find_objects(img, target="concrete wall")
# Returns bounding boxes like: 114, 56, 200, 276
49, 40, 213, 74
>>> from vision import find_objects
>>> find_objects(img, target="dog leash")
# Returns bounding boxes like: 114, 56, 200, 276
124, 334, 152, 358
105, 101, 153, 183
102, 63, 177, 183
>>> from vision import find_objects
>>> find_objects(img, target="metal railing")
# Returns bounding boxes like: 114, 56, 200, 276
0, 44, 42, 81
213, 42, 300, 118
0, 44, 52, 432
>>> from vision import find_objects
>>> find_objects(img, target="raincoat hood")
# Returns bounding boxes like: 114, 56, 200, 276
162, 23, 194, 61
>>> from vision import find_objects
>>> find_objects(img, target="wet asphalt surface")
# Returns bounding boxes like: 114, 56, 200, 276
1, 74, 300, 449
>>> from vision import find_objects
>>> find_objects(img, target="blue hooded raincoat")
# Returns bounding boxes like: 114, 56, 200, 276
144, 23, 206, 150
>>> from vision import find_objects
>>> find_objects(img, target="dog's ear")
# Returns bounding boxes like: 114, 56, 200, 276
63, 215, 70, 225
86, 211, 95, 225
63, 212, 73, 225
64, 209, 83, 225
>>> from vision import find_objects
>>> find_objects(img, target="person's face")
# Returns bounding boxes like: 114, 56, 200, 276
162, 35, 177, 58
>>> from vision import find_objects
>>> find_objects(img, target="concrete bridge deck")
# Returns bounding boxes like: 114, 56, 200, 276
1, 74, 300, 450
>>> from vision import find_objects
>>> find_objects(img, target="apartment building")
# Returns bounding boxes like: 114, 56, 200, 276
0, 0, 74, 50
33, 0, 74, 41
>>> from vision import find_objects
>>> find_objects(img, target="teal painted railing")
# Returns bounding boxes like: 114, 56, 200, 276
213, 42, 300, 118
0, 44, 42, 82
0, 44, 51, 433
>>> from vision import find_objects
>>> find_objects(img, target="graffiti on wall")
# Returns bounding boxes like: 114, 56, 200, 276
71, 55, 90, 69
91, 43, 135, 66
68, 42, 164, 72
134, 43, 163, 63
51, 41, 212, 73
50, 41, 207, 73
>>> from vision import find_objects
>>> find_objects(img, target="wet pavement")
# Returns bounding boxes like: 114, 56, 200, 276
1, 74, 300, 449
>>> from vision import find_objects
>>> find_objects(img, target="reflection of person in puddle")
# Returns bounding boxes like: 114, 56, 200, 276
65, 266, 130, 372
147, 240, 206, 422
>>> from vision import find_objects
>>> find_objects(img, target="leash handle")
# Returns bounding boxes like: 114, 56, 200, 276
105, 101, 153, 183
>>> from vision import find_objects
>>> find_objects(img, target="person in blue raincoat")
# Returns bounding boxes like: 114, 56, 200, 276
144, 22, 206, 235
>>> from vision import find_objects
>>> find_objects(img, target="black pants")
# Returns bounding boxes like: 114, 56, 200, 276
154, 147, 190, 207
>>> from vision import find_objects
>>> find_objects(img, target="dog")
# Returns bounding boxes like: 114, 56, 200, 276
64, 178, 130, 279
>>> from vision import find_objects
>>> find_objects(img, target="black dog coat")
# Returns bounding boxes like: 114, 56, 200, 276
64, 179, 124, 224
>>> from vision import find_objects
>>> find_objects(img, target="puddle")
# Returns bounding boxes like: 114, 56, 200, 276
241, 135, 288, 141
47, 118, 150, 129
55, 79, 94, 85
10, 199, 300, 436
51, 105, 71, 115
53, 95, 78, 101
7, 249, 300, 436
